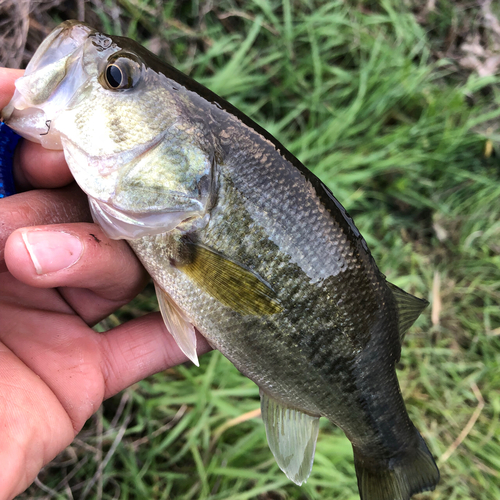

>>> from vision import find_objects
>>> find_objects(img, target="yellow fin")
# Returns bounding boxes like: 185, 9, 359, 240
178, 242, 282, 316
154, 282, 199, 366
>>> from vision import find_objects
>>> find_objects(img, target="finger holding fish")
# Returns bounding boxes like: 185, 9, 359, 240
15, 138, 72, 189
4, 222, 149, 325
0, 68, 21, 110
0, 63, 217, 500
0, 184, 90, 273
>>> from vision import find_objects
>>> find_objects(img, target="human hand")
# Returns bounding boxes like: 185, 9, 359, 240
0, 68, 210, 499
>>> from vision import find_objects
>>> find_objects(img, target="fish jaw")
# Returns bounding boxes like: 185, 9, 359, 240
88, 197, 202, 240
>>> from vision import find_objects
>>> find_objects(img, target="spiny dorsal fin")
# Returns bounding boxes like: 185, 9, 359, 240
387, 281, 429, 342
177, 242, 282, 316
260, 390, 320, 485
154, 282, 199, 366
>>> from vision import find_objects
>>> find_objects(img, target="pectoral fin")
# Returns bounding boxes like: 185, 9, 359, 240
387, 282, 429, 342
260, 390, 320, 485
154, 283, 199, 366
177, 242, 282, 316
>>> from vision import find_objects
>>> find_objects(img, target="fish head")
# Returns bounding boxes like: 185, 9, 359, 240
2, 20, 215, 239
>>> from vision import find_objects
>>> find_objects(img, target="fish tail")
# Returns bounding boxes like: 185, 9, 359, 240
353, 431, 440, 500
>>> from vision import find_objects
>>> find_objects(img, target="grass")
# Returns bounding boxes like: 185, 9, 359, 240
10, 0, 500, 499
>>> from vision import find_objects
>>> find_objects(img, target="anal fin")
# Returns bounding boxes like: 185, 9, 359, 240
154, 283, 199, 366
260, 390, 320, 485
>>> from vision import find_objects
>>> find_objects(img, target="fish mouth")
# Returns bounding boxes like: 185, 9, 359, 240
2, 107, 63, 150
2, 21, 94, 150
23, 21, 94, 77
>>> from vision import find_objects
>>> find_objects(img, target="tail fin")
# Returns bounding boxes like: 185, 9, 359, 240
353, 432, 440, 500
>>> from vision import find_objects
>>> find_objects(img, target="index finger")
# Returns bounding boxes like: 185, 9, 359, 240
1, 68, 73, 190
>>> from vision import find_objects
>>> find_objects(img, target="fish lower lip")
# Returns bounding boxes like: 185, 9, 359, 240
4, 107, 63, 150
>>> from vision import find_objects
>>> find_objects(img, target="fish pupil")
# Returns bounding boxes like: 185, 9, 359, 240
106, 64, 123, 88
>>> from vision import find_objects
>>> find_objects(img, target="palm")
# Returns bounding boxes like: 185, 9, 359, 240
0, 273, 100, 486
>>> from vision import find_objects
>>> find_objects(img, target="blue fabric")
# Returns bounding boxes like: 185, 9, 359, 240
0, 122, 21, 198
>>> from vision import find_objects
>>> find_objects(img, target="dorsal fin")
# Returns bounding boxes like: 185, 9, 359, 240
387, 282, 429, 342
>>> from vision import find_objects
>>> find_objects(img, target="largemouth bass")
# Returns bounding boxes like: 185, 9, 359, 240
2, 21, 440, 500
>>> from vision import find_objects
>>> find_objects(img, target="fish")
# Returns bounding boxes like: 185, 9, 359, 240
2, 20, 440, 500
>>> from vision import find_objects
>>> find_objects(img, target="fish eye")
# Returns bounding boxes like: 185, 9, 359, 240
106, 64, 124, 88
100, 54, 142, 90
